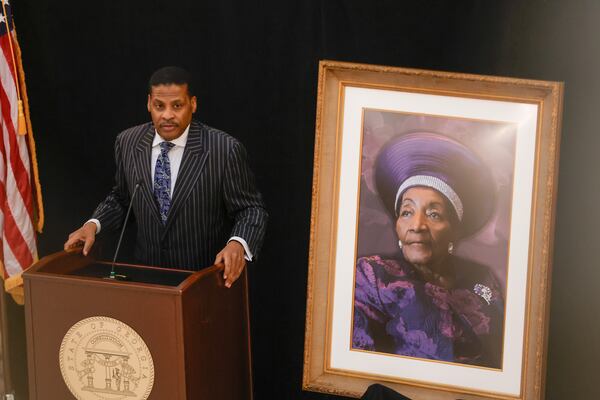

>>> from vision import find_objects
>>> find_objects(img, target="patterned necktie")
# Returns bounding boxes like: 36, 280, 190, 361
154, 141, 175, 223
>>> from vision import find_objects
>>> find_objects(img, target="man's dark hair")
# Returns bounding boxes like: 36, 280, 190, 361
148, 66, 194, 96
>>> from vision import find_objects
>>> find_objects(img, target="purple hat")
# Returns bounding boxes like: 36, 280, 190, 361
375, 132, 496, 238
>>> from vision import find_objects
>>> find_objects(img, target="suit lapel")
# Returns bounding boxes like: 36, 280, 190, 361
163, 121, 209, 235
134, 125, 162, 223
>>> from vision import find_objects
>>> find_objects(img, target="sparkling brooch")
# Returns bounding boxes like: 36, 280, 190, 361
474, 283, 492, 305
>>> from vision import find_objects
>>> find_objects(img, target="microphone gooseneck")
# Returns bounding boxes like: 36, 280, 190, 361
107, 181, 142, 280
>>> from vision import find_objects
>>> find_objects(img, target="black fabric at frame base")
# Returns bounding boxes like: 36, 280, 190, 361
361, 384, 412, 400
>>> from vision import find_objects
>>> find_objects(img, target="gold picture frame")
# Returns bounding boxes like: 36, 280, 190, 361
303, 60, 563, 399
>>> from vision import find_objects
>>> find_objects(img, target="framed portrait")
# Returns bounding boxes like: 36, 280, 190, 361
303, 61, 563, 400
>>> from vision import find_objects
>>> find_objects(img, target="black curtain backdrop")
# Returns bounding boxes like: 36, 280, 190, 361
9, 1, 600, 399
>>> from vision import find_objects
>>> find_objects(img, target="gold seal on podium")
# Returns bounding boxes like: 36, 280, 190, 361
59, 316, 155, 399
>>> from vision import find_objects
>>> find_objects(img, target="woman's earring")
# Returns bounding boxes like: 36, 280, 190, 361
448, 242, 454, 255
398, 240, 403, 249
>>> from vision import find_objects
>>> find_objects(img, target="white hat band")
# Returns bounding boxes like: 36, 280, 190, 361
394, 175, 464, 221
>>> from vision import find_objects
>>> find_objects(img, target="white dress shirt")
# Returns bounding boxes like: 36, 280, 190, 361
150, 125, 188, 195
87, 124, 253, 261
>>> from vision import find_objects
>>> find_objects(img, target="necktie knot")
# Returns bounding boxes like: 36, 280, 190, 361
160, 141, 175, 154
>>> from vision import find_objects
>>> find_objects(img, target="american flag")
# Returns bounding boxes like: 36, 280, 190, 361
0, 0, 43, 297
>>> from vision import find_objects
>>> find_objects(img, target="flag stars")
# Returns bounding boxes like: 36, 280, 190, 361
0, 15, 5, 24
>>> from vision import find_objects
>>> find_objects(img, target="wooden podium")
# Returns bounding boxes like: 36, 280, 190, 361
23, 250, 253, 400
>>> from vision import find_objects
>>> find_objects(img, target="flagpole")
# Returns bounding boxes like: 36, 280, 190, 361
0, 0, 26, 135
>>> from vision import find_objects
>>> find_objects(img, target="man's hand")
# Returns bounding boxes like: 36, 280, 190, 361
64, 222, 97, 256
214, 241, 247, 288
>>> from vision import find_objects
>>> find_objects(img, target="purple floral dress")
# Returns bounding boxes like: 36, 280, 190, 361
353, 255, 504, 368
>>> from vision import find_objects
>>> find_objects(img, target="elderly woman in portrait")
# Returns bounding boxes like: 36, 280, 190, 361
353, 133, 505, 368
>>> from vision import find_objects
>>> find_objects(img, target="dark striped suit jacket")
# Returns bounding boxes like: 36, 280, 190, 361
92, 120, 268, 270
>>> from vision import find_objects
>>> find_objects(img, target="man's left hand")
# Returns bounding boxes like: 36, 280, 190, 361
214, 241, 247, 288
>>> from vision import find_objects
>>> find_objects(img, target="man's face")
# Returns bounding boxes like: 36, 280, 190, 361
147, 84, 197, 141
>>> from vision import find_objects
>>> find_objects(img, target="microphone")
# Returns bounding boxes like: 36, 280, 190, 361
106, 181, 142, 280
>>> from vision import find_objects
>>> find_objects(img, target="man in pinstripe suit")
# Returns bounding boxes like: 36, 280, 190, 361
64, 66, 267, 288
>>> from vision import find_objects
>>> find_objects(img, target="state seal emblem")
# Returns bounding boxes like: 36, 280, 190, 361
59, 316, 155, 400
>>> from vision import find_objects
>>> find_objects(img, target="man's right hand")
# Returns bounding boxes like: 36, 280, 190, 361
64, 222, 97, 256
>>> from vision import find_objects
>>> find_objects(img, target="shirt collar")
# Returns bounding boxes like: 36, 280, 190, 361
152, 124, 190, 148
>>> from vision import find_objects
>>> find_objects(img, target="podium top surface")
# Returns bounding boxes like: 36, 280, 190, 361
67, 262, 191, 286
23, 251, 218, 292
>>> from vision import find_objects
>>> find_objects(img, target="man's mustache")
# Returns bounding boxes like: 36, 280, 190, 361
160, 121, 178, 127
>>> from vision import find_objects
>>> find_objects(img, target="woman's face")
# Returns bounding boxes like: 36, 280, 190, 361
395, 186, 455, 268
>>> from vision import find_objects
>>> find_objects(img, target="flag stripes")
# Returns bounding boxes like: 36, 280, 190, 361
0, 8, 37, 280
